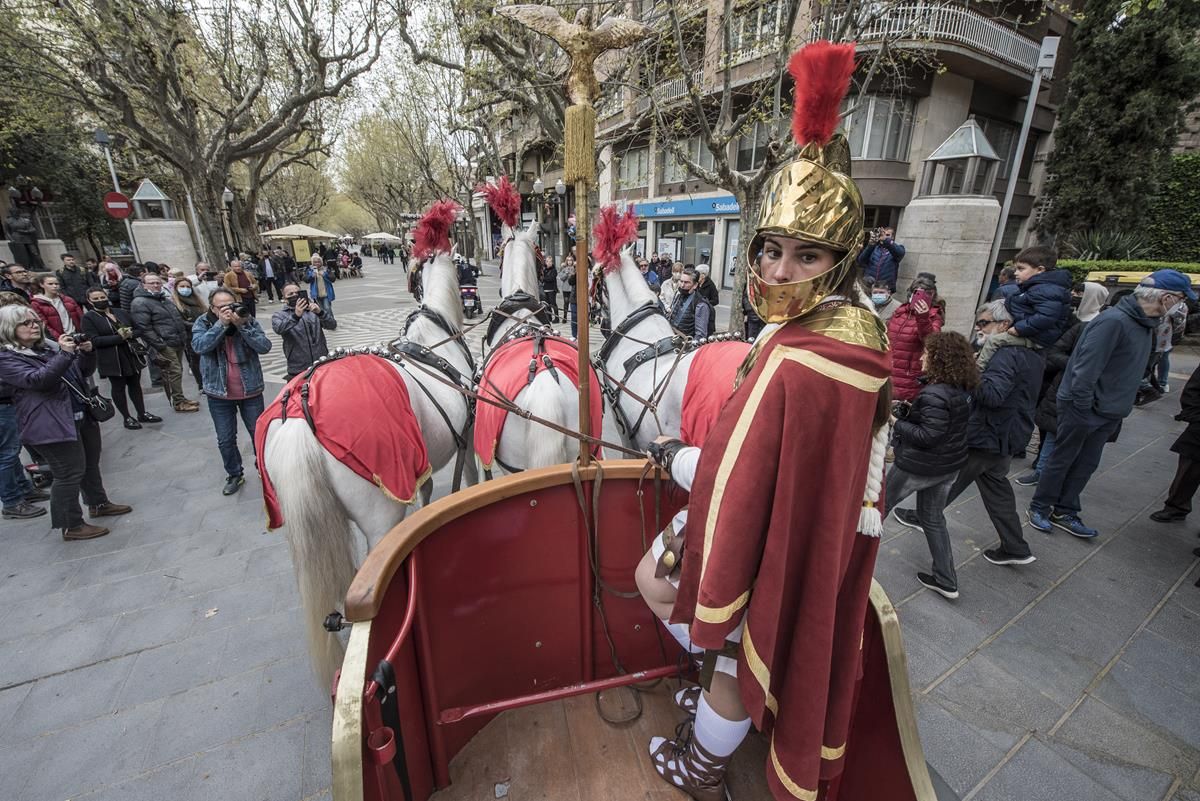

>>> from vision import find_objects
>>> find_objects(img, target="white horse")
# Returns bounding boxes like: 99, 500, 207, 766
598, 247, 746, 451
479, 224, 607, 472
261, 247, 475, 689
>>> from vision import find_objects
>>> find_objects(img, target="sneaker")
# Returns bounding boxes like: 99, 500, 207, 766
983, 548, 1036, 566
1014, 471, 1040, 487
123, 417, 143, 430
1050, 512, 1099, 539
1162, 383, 1171, 393
62, 523, 109, 541
892, 507, 924, 533
88, 502, 132, 517
23, 488, 50, 502
137, 412, 163, 423
222, 474, 245, 496
916, 572, 959, 600
3, 502, 47, 520
1027, 507, 1053, 532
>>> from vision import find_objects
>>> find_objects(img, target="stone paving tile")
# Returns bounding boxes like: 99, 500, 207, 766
221, 608, 308, 676
931, 652, 1068, 735
0, 559, 82, 607
1054, 696, 1200, 778
74, 757, 200, 801
0, 682, 30, 730
1047, 740, 1176, 801
161, 548, 254, 598
1095, 659, 1200, 751
114, 626, 232, 708
302, 710, 335, 799
0, 652, 137, 746
981, 619, 1105, 708
971, 737, 1125, 801
915, 699, 1018, 796
63, 544, 158, 590
190, 717, 306, 801
0, 615, 119, 686
93, 593, 207, 661
21, 698, 166, 801
0, 737, 44, 801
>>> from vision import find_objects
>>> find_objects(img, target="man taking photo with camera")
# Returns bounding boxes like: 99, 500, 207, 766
858, 226, 906, 291
272, 282, 336, 381
192, 287, 272, 495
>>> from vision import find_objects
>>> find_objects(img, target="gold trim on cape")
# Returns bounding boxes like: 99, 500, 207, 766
741, 623, 780, 716
695, 590, 751, 625
770, 739, 818, 801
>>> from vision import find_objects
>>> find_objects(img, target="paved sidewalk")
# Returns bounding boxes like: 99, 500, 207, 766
0, 265, 1197, 800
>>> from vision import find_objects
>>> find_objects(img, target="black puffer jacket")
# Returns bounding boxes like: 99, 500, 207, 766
893, 381, 972, 476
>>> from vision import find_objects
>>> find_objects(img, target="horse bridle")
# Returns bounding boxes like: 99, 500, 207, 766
592, 299, 743, 442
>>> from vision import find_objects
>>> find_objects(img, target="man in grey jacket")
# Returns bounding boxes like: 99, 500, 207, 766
130, 272, 200, 412
272, 283, 336, 380
1029, 270, 1195, 538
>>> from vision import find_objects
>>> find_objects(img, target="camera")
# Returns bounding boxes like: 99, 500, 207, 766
891, 400, 911, 420
230, 303, 249, 317
68, 332, 91, 345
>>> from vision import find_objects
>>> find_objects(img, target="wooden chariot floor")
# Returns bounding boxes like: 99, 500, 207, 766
430, 680, 771, 800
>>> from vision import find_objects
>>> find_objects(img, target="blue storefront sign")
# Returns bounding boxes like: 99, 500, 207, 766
633, 196, 740, 218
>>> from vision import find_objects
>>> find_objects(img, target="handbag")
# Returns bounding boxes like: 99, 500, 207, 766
127, 338, 149, 369
62, 377, 116, 423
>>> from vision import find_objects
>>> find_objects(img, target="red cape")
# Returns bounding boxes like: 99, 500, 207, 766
255, 354, 431, 529
474, 336, 603, 469
671, 315, 891, 801
679, 341, 752, 447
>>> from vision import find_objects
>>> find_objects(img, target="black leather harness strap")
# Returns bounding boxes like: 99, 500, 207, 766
484, 290, 553, 346
403, 307, 475, 374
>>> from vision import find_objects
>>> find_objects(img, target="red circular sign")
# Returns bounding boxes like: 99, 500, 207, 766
103, 191, 132, 219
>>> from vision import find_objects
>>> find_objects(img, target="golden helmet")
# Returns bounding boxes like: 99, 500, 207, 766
746, 40, 865, 324
746, 138, 865, 323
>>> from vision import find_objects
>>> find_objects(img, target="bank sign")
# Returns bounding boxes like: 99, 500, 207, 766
633, 196, 740, 218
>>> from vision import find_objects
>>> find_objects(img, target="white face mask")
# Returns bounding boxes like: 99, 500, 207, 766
871, 292, 889, 306
178, 287, 193, 297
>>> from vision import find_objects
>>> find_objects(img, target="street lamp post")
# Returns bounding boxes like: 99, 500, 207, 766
981, 36, 1060, 310
93, 129, 141, 261
555, 179, 567, 261
220, 187, 235, 261
532, 178, 545, 251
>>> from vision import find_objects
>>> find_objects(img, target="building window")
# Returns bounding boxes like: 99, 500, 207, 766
617, 146, 650, 189
660, 137, 716, 184
1000, 215, 1027, 250
844, 95, 914, 161
730, 1, 785, 57
656, 219, 715, 266
736, 119, 785, 172
863, 206, 901, 230
977, 117, 1040, 182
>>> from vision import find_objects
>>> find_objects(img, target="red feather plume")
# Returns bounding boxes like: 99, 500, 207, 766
411, 200, 460, 261
591, 205, 639, 274
788, 40, 857, 148
476, 176, 521, 229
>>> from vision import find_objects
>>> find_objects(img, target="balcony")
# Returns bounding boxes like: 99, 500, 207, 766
652, 70, 704, 103
846, 3, 1041, 75
724, 36, 783, 69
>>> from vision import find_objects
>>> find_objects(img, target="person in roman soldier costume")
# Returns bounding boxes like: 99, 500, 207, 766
634, 41, 893, 801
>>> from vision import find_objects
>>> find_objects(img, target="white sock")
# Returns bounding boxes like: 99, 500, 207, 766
664, 620, 703, 654
694, 695, 751, 758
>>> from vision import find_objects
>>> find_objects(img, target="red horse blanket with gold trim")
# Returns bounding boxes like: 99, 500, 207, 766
255, 354, 431, 529
474, 336, 603, 469
679, 341, 752, 447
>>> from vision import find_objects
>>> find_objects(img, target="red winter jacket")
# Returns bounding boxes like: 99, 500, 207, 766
887, 301, 944, 401
31, 295, 84, 341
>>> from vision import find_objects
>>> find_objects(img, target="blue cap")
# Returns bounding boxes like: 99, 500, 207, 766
1146, 269, 1198, 301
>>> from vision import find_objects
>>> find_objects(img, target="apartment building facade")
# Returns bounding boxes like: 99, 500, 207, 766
478, 0, 1076, 298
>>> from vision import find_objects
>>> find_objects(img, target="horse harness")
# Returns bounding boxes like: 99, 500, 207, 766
593, 300, 743, 441
483, 290, 553, 353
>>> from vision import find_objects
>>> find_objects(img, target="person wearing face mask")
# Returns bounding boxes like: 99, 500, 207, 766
668, 267, 714, 339
171, 276, 207, 388
869, 279, 900, 323
1027, 270, 1195, 539
887, 273, 944, 401
130, 272, 200, 412
81, 287, 160, 429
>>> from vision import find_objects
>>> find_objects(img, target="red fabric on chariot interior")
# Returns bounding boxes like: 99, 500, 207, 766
679, 340, 753, 448
474, 336, 603, 469
254, 354, 431, 529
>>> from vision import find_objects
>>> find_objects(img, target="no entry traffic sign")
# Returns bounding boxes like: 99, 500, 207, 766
103, 191, 132, 219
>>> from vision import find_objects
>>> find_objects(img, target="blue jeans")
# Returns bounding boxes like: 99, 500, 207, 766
1158, 351, 1171, 386
0, 404, 33, 507
313, 296, 333, 316
207, 395, 265, 478
1034, 432, 1057, 473
885, 467, 959, 589
1031, 403, 1121, 516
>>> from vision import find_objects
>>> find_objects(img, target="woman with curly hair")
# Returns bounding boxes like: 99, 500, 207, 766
886, 330, 979, 599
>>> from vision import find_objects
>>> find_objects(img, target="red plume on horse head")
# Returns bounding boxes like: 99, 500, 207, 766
476, 176, 521, 230
591, 205, 639, 275
788, 40, 857, 148
411, 199, 461, 262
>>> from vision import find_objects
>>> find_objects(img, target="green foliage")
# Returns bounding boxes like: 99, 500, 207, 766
1145, 153, 1200, 263
1039, 0, 1200, 239
1062, 229, 1153, 261
1060, 259, 1200, 283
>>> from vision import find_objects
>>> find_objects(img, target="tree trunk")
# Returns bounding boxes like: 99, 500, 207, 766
183, 173, 232, 268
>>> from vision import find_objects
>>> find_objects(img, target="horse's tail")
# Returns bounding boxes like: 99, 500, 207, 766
264, 418, 356, 692
525, 371, 574, 468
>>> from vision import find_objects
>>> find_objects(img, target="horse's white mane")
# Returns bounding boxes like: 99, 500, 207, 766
501, 223, 540, 298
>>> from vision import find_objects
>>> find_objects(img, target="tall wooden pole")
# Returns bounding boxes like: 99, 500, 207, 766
574, 182, 591, 465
